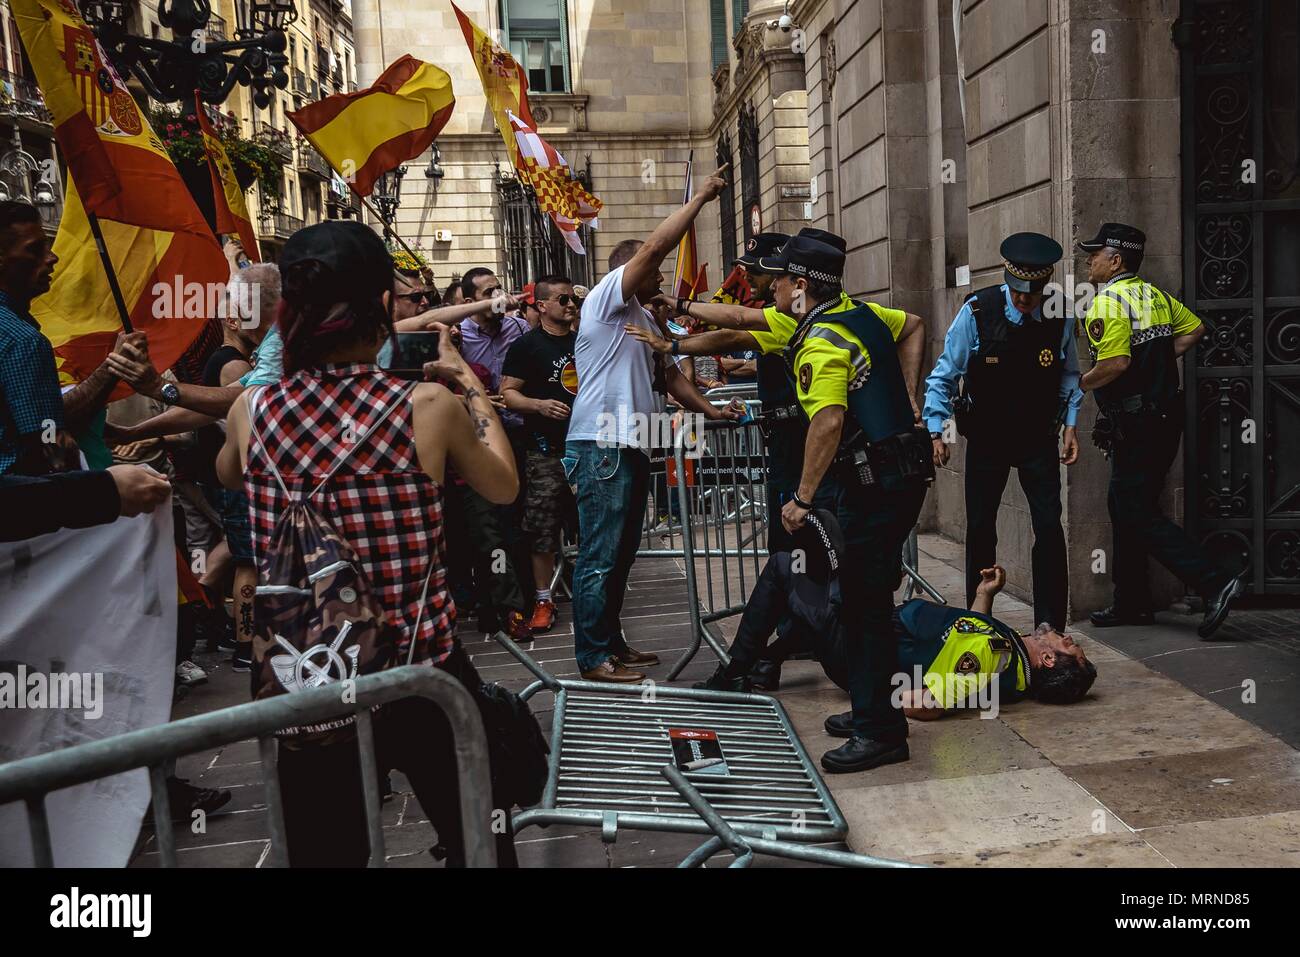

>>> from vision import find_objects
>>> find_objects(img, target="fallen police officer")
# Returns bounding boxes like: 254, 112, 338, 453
694, 510, 1097, 727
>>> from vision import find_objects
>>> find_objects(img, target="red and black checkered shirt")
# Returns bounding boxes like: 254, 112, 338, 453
246, 364, 456, 665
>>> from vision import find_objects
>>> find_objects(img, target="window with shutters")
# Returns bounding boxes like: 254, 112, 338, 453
732, 0, 750, 38
738, 102, 760, 242
717, 134, 736, 263
710, 0, 728, 72
501, 0, 571, 93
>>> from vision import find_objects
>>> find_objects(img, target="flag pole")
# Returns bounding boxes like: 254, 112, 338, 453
348, 184, 424, 264
86, 212, 134, 334
673, 149, 693, 298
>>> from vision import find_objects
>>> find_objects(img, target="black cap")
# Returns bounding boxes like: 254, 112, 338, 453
736, 232, 790, 270
797, 228, 847, 253
786, 508, 846, 634
999, 232, 1063, 294
757, 236, 845, 285
1077, 222, 1146, 257
281, 220, 395, 302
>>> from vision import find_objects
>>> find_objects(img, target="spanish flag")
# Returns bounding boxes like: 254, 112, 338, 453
287, 55, 455, 197
673, 155, 708, 301
196, 96, 259, 262
37, 181, 228, 387
453, 2, 536, 169
12, 0, 211, 235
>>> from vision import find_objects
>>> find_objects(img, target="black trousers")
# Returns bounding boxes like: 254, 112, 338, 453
837, 478, 927, 740
442, 482, 527, 629
277, 648, 519, 868
964, 437, 1068, 629
1108, 408, 1225, 612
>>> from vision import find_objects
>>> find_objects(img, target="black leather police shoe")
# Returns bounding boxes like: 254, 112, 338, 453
823, 711, 854, 738
749, 659, 782, 691
1199, 572, 1246, 640
692, 666, 750, 693
1088, 605, 1154, 628
820, 736, 909, 774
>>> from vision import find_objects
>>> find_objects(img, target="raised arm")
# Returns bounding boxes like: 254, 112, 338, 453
621, 165, 729, 302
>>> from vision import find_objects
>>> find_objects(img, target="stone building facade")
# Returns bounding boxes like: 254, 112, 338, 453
349, 0, 1298, 616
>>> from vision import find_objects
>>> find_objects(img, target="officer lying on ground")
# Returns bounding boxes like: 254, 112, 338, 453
693, 509, 1097, 719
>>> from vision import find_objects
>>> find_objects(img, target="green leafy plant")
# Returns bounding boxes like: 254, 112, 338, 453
147, 104, 285, 206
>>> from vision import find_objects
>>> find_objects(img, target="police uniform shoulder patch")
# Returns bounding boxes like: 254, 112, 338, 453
954, 618, 977, 634
799, 362, 813, 393
1038, 348, 1053, 367
955, 651, 981, 674
1088, 318, 1105, 342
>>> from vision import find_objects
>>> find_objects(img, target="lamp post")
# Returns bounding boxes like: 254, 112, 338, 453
373, 164, 406, 242
0, 129, 60, 229
81, 0, 297, 108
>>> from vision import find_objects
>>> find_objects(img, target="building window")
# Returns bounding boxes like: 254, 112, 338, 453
732, 0, 749, 38
710, 0, 727, 72
500, 0, 570, 93
738, 102, 760, 242
717, 134, 736, 263
496, 168, 594, 289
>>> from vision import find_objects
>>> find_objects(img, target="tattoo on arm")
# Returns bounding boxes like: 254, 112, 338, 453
461, 388, 492, 445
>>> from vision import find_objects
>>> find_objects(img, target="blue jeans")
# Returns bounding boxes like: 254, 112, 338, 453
564, 441, 651, 672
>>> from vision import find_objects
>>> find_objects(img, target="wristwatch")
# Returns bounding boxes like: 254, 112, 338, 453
159, 382, 181, 406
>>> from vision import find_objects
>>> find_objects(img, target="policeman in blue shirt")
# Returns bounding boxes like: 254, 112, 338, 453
923, 233, 1082, 629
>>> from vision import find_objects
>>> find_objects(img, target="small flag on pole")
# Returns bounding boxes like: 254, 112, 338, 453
195, 97, 259, 262
508, 110, 602, 255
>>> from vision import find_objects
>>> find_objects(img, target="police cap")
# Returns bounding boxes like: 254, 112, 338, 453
757, 236, 845, 286
787, 508, 847, 635
1077, 222, 1147, 256
736, 232, 791, 272
796, 228, 847, 253
1000, 232, 1063, 294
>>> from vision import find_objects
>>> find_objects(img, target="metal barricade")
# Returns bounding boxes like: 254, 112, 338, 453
503, 635, 849, 846
666, 413, 770, 679
0, 666, 497, 868
661, 765, 923, 869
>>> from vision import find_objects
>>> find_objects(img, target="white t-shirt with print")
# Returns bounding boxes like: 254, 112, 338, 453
566, 265, 661, 449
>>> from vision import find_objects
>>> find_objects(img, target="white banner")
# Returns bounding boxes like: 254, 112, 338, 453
0, 507, 177, 867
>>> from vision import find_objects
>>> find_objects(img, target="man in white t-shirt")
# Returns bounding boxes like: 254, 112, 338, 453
563, 163, 742, 683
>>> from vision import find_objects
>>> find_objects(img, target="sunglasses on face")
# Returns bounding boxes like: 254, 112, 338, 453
395, 290, 434, 304
547, 294, 581, 306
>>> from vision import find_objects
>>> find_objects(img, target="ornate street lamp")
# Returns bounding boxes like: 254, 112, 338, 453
82, 0, 297, 108
373, 164, 406, 239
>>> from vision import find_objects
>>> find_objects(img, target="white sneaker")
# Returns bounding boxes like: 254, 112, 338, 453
176, 660, 208, 687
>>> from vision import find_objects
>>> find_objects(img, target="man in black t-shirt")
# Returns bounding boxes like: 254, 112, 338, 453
501, 275, 580, 632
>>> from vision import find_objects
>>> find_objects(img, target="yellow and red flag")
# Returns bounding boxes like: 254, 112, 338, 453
507, 110, 601, 254
453, 1, 536, 168
12, 0, 211, 235
195, 97, 259, 262
287, 55, 455, 197
36, 181, 228, 388
673, 155, 707, 300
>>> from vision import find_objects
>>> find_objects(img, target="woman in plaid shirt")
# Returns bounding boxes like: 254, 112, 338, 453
218, 221, 519, 867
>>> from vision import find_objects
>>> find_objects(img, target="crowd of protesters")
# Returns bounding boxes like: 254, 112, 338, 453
0, 173, 761, 865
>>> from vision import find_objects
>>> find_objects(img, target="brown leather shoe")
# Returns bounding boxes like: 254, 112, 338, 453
580, 659, 645, 683
616, 645, 660, 667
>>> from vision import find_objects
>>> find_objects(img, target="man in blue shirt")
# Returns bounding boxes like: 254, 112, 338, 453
923, 232, 1082, 629
0, 201, 125, 475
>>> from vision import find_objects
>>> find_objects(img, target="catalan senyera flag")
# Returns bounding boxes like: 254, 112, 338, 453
195, 95, 259, 262
36, 181, 228, 388
684, 265, 757, 333
12, 0, 211, 234
507, 110, 602, 254
453, 1, 536, 169
287, 55, 455, 197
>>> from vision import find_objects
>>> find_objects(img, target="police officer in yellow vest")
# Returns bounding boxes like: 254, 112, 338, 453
1079, 223, 1245, 638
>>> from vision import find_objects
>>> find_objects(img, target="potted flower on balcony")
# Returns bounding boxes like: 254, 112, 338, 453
147, 104, 286, 233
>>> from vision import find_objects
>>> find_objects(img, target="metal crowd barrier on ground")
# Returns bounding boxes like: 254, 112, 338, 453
0, 666, 496, 868
660, 764, 923, 869
503, 635, 849, 846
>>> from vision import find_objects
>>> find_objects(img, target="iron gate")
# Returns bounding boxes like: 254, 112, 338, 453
495, 167, 595, 291
1178, 0, 1300, 594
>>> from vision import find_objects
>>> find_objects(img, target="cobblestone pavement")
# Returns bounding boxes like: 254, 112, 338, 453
131, 535, 1300, 868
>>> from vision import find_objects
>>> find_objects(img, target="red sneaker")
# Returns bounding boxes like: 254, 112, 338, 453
528, 599, 557, 632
